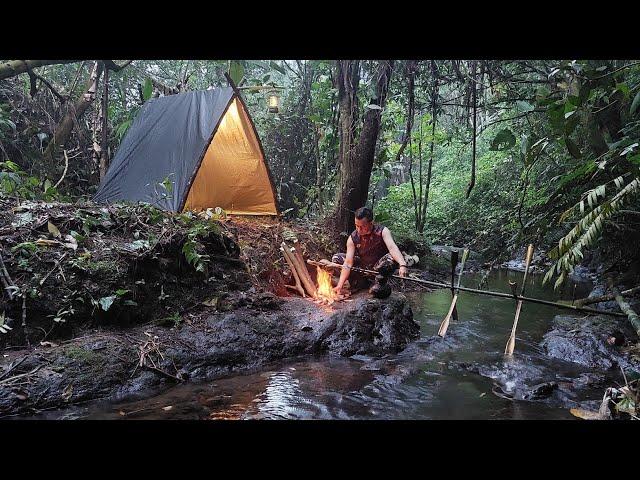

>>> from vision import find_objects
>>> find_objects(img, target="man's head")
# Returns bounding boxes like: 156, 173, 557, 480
354, 207, 374, 236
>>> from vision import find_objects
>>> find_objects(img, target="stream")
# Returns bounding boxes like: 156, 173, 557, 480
25, 269, 615, 420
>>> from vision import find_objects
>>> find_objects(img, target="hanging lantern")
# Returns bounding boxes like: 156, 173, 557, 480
267, 90, 280, 113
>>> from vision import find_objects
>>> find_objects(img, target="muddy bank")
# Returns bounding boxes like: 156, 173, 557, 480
0, 292, 419, 417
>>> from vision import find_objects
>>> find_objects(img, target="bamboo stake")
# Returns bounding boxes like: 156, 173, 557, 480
280, 246, 305, 297
450, 249, 459, 322
438, 249, 469, 337
505, 244, 534, 355
306, 259, 627, 318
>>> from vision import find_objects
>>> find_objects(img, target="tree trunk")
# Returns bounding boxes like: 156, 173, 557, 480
418, 61, 439, 233
393, 60, 417, 165
466, 61, 477, 198
43, 61, 104, 162
0, 60, 77, 81
333, 60, 394, 234
99, 68, 109, 180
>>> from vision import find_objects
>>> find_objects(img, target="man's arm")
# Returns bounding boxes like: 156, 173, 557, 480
381, 227, 408, 277
334, 236, 355, 294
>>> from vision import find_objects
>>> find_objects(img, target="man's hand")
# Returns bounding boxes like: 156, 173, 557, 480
399, 265, 408, 278
333, 285, 342, 295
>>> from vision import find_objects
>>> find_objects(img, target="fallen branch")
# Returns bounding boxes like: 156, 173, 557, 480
574, 286, 640, 307
53, 150, 70, 189
0, 250, 17, 300
607, 278, 640, 337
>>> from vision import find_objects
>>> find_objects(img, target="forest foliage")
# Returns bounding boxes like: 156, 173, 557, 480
1, 59, 639, 286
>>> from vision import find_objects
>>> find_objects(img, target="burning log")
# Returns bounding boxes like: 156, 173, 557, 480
280, 246, 305, 297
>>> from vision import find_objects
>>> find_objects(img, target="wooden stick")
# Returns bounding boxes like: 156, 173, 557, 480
505, 244, 534, 355
438, 248, 469, 337
280, 247, 305, 297
450, 250, 459, 322
306, 259, 628, 318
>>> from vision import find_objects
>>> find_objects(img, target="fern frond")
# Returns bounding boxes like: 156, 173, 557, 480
544, 176, 640, 288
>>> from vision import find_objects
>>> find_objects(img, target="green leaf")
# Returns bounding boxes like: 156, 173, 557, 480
229, 61, 244, 86
115, 289, 130, 297
99, 296, 116, 311
143, 78, 153, 101
615, 83, 630, 99
630, 89, 640, 115
47, 221, 61, 238
269, 61, 286, 75
565, 137, 582, 158
490, 129, 516, 151
516, 101, 534, 112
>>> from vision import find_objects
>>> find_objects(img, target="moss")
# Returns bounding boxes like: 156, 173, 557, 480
64, 345, 105, 366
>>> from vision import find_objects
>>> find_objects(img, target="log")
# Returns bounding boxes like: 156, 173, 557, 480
291, 242, 316, 295
281, 242, 316, 298
280, 247, 305, 297
574, 286, 640, 307
607, 278, 640, 337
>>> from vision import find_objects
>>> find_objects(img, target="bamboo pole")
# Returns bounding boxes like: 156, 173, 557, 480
573, 286, 640, 307
607, 278, 640, 336
438, 249, 468, 337
307, 259, 627, 318
280, 247, 305, 297
450, 250, 459, 321
505, 244, 535, 355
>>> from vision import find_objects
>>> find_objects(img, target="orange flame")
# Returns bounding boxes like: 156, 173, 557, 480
316, 266, 336, 300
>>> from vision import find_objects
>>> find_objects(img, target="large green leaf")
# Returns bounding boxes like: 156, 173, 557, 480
229, 61, 244, 86
99, 296, 116, 311
490, 129, 516, 151
143, 78, 152, 101
630, 89, 640, 115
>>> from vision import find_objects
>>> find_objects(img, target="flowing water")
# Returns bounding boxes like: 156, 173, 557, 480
31, 269, 615, 420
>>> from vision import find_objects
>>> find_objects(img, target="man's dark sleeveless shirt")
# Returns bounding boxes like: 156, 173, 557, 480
351, 224, 388, 268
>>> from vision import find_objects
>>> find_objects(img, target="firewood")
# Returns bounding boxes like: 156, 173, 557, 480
281, 242, 316, 298
291, 246, 316, 296
280, 246, 305, 297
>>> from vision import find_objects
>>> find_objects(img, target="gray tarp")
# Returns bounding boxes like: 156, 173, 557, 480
94, 88, 236, 211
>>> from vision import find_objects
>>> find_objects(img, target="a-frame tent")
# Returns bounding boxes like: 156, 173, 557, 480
94, 87, 279, 215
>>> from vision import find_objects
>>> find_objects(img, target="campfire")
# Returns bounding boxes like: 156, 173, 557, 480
280, 240, 349, 306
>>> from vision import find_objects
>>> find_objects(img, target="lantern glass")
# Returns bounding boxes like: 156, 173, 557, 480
268, 92, 280, 113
